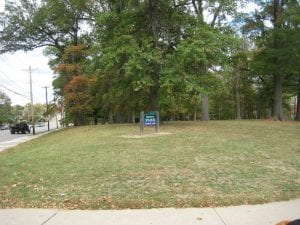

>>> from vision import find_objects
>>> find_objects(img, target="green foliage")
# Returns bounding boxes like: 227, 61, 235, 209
1, 0, 299, 121
0, 0, 93, 53
10, 105, 25, 122
161, 24, 238, 119
0, 91, 12, 124
246, 0, 300, 120
22, 103, 46, 123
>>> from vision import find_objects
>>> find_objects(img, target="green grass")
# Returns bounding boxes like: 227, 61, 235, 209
0, 120, 299, 209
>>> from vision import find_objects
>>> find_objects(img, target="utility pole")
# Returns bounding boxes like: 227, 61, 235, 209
42, 86, 50, 131
24, 66, 37, 135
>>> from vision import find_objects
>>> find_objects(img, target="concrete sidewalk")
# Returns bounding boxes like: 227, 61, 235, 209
1, 199, 299, 225
0, 130, 59, 153
0, 135, 38, 152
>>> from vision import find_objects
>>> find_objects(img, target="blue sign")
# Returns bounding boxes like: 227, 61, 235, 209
144, 112, 157, 126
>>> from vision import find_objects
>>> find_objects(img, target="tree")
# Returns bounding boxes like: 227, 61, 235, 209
11, 105, 25, 122
245, 0, 300, 120
23, 103, 46, 123
296, 76, 300, 120
0, 91, 12, 124
47, 101, 60, 128
64, 75, 92, 126
5, 0, 297, 123
52, 43, 93, 125
1, 0, 96, 125
92, 0, 189, 122
286, 2, 300, 121
0, 0, 94, 53
162, 24, 229, 120
227, 40, 252, 120
190, 0, 239, 121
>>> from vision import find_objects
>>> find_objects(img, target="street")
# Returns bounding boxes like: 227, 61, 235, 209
0, 116, 61, 144
0, 125, 47, 143
0, 129, 29, 143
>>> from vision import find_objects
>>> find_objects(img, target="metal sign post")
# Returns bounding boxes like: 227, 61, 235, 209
140, 111, 145, 135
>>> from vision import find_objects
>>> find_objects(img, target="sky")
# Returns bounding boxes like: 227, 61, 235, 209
0, 49, 55, 106
0, 2, 54, 106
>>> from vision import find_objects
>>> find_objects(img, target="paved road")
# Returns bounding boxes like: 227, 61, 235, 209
0, 118, 61, 144
0, 129, 29, 143
0, 117, 62, 152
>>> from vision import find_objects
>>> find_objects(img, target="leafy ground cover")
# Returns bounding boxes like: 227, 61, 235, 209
0, 120, 299, 209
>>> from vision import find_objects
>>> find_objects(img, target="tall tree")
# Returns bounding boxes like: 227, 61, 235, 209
52, 43, 92, 125
190, 0, 238, 121
0, 0, 95, 53
162, 24, 229, 120
0, 0, 96, 125
245, 0, 300, 120
64, 75, 92, 126
229, 40, 251, 120
93, 0, 188, 118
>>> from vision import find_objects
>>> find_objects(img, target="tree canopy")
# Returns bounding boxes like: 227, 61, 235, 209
1, 0, 299, 124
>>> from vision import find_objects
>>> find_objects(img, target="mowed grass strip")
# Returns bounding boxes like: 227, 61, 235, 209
0, 121, 299, 209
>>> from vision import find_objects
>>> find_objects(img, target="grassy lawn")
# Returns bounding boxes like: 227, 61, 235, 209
0, 120, 299, 209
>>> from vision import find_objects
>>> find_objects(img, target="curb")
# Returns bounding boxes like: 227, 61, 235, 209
0, 199, 299, 225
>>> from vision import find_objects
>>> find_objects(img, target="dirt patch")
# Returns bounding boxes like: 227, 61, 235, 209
120, 132, 172, 139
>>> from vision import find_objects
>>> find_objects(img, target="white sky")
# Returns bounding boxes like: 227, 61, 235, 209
0, 2, 54, 106
0, 49, 55, 106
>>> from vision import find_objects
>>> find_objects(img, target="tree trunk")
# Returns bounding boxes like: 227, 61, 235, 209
236, 91, 241, 120
294, 76, 300, 121
295, 92, 300, 121
202, 94, 209, 121
272, 75, 284, 120
149, 74, 160, 111
235, 72, 242, 120
109, 111, 113, 124
93, 109, 98, 125
132, 111, 136, 124
148, 0, 160, 112
194, 104, 197, 121
192, 0, 204, 22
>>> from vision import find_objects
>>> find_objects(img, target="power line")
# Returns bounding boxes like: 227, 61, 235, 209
0, 83, 30, 99
0, 69, 45, 104
0, 54, 29, 71
0, 70, 29, 95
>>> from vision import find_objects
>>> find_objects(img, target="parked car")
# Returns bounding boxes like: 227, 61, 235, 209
10, 122, 30, 134
0, 125, 9, 130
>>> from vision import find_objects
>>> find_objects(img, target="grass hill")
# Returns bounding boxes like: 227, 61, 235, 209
1, 120, 299, 209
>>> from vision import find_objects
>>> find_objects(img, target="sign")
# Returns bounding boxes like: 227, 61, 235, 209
144, 112, 157, 126
140, 111, 160, 135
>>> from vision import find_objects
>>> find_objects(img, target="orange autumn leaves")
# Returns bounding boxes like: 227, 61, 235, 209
64, 75, 92, 116
56, 44, 93, 125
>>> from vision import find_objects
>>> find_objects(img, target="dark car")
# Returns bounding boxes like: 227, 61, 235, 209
10, 122, 30, 134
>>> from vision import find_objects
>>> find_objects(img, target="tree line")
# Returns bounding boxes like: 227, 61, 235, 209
0, 0, 299, 125
0, 90, 55, 125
